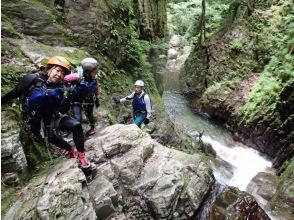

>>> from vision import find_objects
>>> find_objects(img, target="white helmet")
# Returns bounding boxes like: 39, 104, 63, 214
81, 57, 99, 71
134, 80, 144, 87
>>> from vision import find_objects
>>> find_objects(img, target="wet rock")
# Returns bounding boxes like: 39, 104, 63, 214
166, 59, 180, 73
168, 48, 178, 59
85, 124, 214, 218
169, 34, 184, 48
196, 184, 270, 219
89, 175, 119, 219
4, 160, 96, 220
247, 172, 278, 206
2, 1, 67, 44
1, 111, 27, 175
269, 159, 294, 220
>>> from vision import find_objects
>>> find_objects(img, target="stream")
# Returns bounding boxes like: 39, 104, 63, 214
163, 91, 273, 191
163, 34, 274, 197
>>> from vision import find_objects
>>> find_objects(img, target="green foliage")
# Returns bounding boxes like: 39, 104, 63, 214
1, 65, 33, 96
229, 38, 247, 52
270, 158, 294, 210
241, 0, 294, 123
1, 186, 20, 218
167, 0, 232, 41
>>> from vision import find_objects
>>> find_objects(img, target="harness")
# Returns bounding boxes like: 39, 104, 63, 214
23, 77, 64, 118
132, 93, 147, 112
71, 78, 97, 102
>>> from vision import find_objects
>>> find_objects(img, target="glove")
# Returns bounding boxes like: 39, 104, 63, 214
113, 97, 120, 105
95, 98, 100, 108
144, 118, 150, 124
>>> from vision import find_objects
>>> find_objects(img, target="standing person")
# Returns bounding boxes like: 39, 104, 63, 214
1, 56, 93, 176
64, 57, 100, 136
113, 80, 152, 127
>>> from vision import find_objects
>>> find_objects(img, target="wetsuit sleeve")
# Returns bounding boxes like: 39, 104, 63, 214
144, 94, 152, 119
1, 73, 37, 104
120, 91, 135, 103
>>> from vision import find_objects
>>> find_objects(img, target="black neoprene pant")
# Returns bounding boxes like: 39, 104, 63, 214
72, 104, 95, 128
28, 116, 85, 152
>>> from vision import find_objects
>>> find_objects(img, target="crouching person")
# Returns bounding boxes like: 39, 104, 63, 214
1, 56, 93, 176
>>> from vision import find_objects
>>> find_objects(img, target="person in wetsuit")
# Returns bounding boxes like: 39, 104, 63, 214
113, 80, 152, 127
1, 56, 93, 175
64, 57, 100, 136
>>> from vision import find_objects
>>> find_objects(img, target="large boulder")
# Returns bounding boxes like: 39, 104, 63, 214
5, 124, 272, 219
4, 160, 96, 220
196, 184, 270, 219
247, 172, 278, 207
85, 124, 215, 219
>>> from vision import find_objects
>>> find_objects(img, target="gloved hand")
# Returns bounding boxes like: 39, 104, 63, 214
144, 118, 150, 124
95, 98, 100, 108
113, 97, 120, 105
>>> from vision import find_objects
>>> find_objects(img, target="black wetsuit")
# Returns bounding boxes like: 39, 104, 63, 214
1, 73, 85, 152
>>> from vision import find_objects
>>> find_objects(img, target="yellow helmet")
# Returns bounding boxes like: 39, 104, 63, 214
47, 56, 71, 74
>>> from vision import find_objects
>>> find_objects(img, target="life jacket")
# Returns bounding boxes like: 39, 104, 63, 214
72, 78, 97, 102
133, 93, 148, 112
23, 76, 64, 117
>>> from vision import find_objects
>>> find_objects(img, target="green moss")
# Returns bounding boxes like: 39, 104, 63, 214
1, 65, 34, 95
241, 1, 294, 124
1, 186, 20, 218
270, 158, 294, 212
1, 41, 24, 59
60, 49, 90, 67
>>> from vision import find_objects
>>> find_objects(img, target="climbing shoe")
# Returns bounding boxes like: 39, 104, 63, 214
68, 147, 77, 158
86, 128, 96, 136
77, 152, 91, 169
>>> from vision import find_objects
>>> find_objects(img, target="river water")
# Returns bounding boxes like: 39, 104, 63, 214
162, 91, 272, 191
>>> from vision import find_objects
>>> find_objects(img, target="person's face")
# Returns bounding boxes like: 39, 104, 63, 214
89, 70, 97, 79
47, 66, 66, 83
134, 86, 143, 94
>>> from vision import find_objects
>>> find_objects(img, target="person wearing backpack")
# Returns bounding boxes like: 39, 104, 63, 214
64, 57, 100, 136
113, 80, 152, 127
1, 56, 94, 176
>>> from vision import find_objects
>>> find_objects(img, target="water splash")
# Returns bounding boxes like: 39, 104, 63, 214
163, 91, 273, 191
201, 135, 272, 191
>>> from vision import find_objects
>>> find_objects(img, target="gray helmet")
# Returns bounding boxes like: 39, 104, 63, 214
81, 57, 99, 71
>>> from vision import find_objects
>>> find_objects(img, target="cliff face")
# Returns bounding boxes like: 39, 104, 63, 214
133, 0, 167, 41
183, 0, 293, 169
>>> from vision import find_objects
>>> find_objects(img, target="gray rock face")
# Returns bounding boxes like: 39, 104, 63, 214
1, 111, 27, 184
5, 124, 272, 219
2, 1, 67, 45
247, 172, 278, 207
89, 176, 119, 219
196, 184, 271, 220
5, 160, 96, 220
85, 124, 215, 219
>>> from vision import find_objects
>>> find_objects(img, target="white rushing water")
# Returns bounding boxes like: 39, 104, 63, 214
201, 135, 272, 191
163, 91, 272, 191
